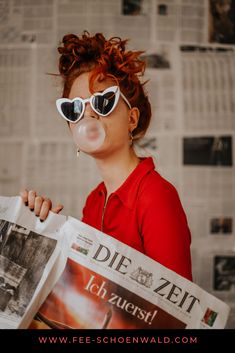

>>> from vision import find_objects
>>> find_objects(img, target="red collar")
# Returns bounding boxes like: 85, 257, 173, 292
98, 157, 155, 209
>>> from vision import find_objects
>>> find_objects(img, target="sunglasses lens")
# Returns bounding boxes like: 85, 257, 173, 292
61, 100, 83, 122
92, 91, 116, 115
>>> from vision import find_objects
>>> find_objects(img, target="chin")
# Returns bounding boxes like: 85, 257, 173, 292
82, 146, 106, 158
87, 145, 119, 159
87, 149, 110, 159
83, 140, 127, 159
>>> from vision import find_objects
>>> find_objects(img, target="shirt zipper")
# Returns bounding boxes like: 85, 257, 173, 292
101, 194, 110, 232
101, 205, 106, 232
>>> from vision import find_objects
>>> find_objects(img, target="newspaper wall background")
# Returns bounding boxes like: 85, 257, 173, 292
0, 196, 230, 329
0, 0, 234, 327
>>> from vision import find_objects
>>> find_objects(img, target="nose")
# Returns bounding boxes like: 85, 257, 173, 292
83, 101, 99, 119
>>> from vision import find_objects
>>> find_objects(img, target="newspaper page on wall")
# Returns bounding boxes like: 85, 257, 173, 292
0, 196, 230, 329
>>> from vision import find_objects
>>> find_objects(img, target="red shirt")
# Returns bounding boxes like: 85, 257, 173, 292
82, 157, 192, 281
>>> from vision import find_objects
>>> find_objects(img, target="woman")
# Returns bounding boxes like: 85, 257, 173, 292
20, 31, 192, 281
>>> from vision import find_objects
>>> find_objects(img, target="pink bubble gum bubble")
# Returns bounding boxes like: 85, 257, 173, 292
72, 117, 106, 153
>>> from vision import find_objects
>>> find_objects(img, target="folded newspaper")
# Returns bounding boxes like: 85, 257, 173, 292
0, 196, 230, 329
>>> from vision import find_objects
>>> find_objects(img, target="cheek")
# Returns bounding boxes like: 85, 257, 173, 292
102, 121, 129, 147
102, 109, 130, 135
102, 118, 127, 137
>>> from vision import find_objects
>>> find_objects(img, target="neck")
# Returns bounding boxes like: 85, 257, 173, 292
95, 147, 140, 197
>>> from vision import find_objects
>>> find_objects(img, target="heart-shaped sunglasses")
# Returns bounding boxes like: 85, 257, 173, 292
56, 86, 131, 123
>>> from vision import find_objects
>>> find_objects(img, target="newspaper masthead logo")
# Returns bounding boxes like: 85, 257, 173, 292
130, 267, 153, 288
92, 243, 200, 314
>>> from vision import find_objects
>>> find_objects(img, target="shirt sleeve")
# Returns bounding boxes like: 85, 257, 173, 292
137, 177, 193, 281
81, 200, 88, 222
81, 192, 93, 224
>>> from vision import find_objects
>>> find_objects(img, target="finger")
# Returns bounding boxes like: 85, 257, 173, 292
28, 190, 37, 211
34, 196, 44, 217
39, 198, 52, 222
51, 204, 64, 214
20, 189, 28, 205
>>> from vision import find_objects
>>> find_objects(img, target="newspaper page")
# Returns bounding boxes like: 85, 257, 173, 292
0, 0, 55, 44
0, 196, 67, 329
0, 189, 230, 329
178, 39, 235, 330
28, 216, 230, 329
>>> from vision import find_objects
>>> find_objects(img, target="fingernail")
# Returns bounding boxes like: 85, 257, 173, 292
40, 219, 44, 223
30, 208, 34, 212
24, 202, 28, 206
35, 214, 39, 217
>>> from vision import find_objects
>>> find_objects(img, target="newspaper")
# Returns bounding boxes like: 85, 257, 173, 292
0, 196, 67, 329
0, 196, 230, 329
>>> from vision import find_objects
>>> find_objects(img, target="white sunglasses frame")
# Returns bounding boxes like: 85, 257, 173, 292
56, 85, 131, 124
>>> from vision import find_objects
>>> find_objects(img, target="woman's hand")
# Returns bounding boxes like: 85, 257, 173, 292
20, 189, 64, 222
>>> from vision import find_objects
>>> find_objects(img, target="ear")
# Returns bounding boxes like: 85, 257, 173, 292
128, 107, 140, 132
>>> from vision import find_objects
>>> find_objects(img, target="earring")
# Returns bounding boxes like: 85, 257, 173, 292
76, 149, 80, 157
129, 131, 134, 146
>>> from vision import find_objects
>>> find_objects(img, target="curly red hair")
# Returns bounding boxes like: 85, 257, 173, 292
58, 31, 151, 140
